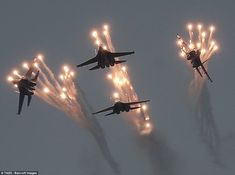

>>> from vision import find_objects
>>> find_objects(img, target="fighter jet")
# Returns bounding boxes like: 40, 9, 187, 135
77, 45, 135, 70
12, 58, 40, 115
93, 100, 150, 116
177, 34, 213, 82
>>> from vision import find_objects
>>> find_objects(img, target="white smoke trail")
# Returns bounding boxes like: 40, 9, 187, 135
34, 58, 120, 174
137, 132, 179, 175
189, 74, 222, 164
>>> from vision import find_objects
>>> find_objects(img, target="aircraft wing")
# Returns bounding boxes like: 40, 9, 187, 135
92, 106, 114, 115
18, 93, 25, 115
27, 95, 32, 106
76, 57, 98, 67
126, 100, 150, 106
111, 51, 135, 58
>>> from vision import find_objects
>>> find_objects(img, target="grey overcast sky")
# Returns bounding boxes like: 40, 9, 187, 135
0, 0, 235, 175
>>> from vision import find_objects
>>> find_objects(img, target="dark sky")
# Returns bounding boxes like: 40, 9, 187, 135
0, 0, 235, 175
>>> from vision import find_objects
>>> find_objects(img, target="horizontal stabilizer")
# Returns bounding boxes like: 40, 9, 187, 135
130, 106, 141, 111
89, 65, 100, 70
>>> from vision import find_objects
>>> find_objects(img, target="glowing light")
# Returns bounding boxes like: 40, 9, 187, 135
92, 31, 98, 38
210, 41, 215, 46
37, 55, 43, 61
95, 40, 100, 46
63, 65, 69, 72
60, 93, 67, 99
107, 74, 112, 79
43, 87, 50, 93
201, 48, 206, 54
196, 43, 201, 48
114, 77, 120, 84
103, 30, 108, 35
59, 74, 64, 80
7, 76, 14, 82
13, 70, 18, 75
113, 92, 119, 99
121, 66, 126, 72
145, 122, 151, 128
180, 51, 185, 57
70, 71, 75, 77
187, 24, 193, 30
210, 26, 215, 32
213, 45, 218, 51
136, 108, 141, 113
197, 24, 202, 30
142, 104, 147, 111
189, 43, 194, 49
34, 62, 39, 68
177, 40, 183, 46
103, 24, 109, 30
62, 87, 67, 92
103, 45, 107, 50
145, 116, 150, 121
202, 32, 207, 37
14, 84, 18, 88
22, 63, 29, 69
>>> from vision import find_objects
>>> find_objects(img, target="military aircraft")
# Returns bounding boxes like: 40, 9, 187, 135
77, 45, 135, 70
177, 34, 213, 82
12, 58, 40, 115
93, 100, 150, 116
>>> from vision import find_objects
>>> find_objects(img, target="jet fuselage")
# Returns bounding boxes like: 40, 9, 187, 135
187, 50, 202, 68
113, 102, 131, 114
97, 48, 115, 68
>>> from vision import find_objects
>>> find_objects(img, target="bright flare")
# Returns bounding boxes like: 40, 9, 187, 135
145, 122, 151, 128
13, 70, 18, 75
22, 63, 29, 69
202, 32, 207, 37
43, 87, 50, 93
197, 24, 202, 30
37, 54, 43, 61
95, 40, 100, 46
70, 71, 75, 77
142, 104, 147, 111
187, 24, 193, 30
122, 66, 126, 72
60, 93, 67, 99
92, 31, 98, 38
107, 74, 112, 79
113, 92, 119, 99
63, 65, 69, 72
103, 24, 109, 30
7, 76, 14, 82
34, 62, 39, 68
103, 30, 108, 36
210, 26, 215, 32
